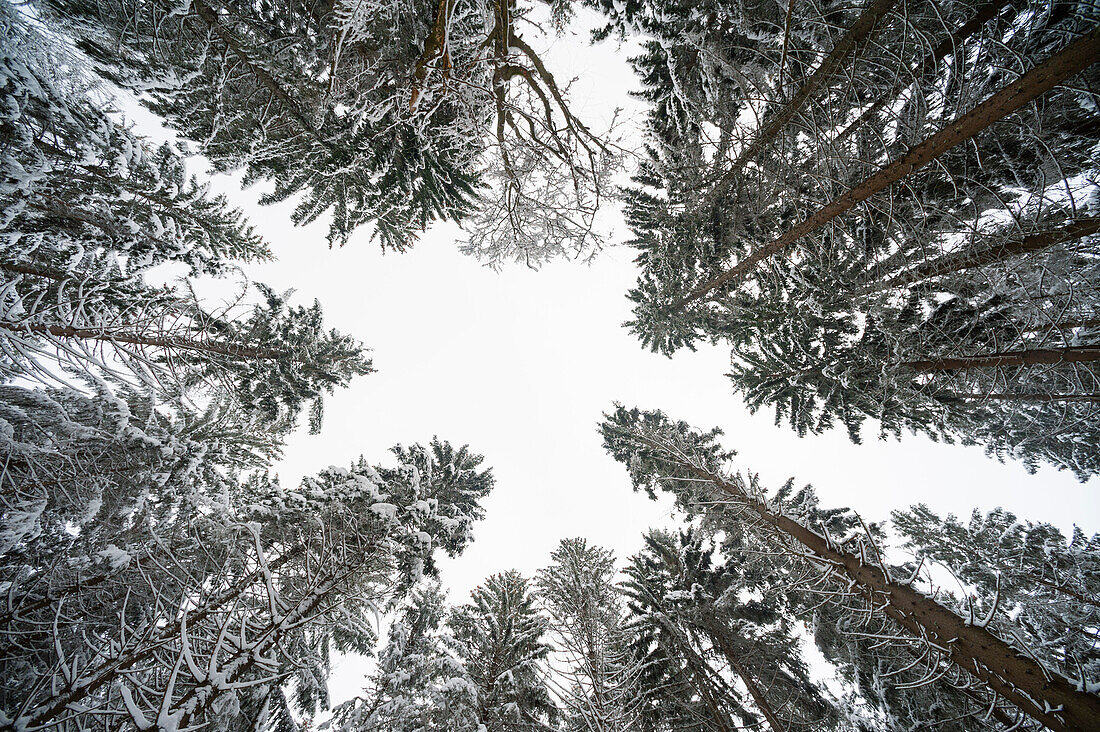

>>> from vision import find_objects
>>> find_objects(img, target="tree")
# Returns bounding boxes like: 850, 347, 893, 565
596, 0, 1100, 477
1, 15, 372, 430
448, 569, 559, 731
622, 528, 843, 732
0, 10, 270, 277
330, 581, 481, 732
892, 504, 1100, 689
40, 0, 615, 264
0, 439, 495, 731
537, 538, 639, 731
599, 404, 1100, 731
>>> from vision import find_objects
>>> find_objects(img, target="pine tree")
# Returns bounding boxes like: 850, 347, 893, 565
599, 404, 1100, 731
0, 439, 495, 731
448, 569, 559, 731
594, 0, 1100, 477
331, 582, 480, 732
537, 538, 639, 731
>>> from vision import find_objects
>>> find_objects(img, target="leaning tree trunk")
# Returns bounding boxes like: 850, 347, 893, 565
710, 0, 900, 195
4, 544, 306, 732
702, 622, 785, 732
868, 217, 1100, 291
0, 320, 290, 361
666, 27, 1100, 313
826, 0, 1013, 151
904, 345, 1100, 372
637, 433, 1100, 732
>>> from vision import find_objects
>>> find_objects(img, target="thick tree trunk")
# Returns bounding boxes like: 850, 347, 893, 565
713, 0, 900, 192
905, 345, 1100, 372
0, 320, 289, 361
654, 443, 1100, 732
869, 217, 1100, 291
410, 0, 455, 110
666, 28, 1100, 313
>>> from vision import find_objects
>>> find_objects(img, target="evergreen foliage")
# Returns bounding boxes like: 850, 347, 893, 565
448, 570, 560, 731
37, 0, 615, 263
593, 0, 1100, 478
600, 404, 1100, 730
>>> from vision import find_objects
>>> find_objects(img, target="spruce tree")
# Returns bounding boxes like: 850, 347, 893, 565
331, 582, 480, 732
447, 569, 559, 731
594, 0, 1100, 477
0, 440, 495, 731
600, 404, 1100, 731
623, 528, 842, 732
537, 538, 638, 731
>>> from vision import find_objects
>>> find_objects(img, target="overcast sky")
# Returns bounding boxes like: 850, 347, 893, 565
125, 7, 1098, 704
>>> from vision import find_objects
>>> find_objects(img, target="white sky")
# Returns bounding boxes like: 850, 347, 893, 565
117, 7, 1097, 704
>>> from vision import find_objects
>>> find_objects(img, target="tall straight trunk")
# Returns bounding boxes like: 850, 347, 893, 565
938, 392, 1100, 403
637, 433, 1100, 732
665, 28, 1100, 314
711, 0, 900, 194
0, 320, 290, 361
904, 345, 1100, 372
868, 217, 1100, 291
826, 0, 1012, 151
704, 624, 784, 732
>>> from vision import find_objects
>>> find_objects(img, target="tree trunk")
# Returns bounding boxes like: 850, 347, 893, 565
712, 0, 901, 193
0, 320, 290, 361
826, 0, 1012, 151
7, 545, 305, 732
904, 345, 1100, 372
648, 440, 1100, 732
937, 392, 1100, 403
410, 0, 455, 111
869, 217, 1100, 291
705, 624, 785, 732
665, 27, 1100, 313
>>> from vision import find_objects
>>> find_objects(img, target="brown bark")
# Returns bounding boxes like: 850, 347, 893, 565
410, 0, 455, 111
0, 260, 68, 281
666, 28, 1100, 313
707, 626, 785, 731
827, 0, 1012, 151
0, 320, 290, 361
705, 470, 1100, 730
904, 345, 1100, 372
870, 217, 1100, 291
938, 392, 1100, 403
637, 434, 1100, 732
712, 0, 901, 193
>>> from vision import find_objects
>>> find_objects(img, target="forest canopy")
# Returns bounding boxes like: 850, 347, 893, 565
1, 0, 1097, 730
